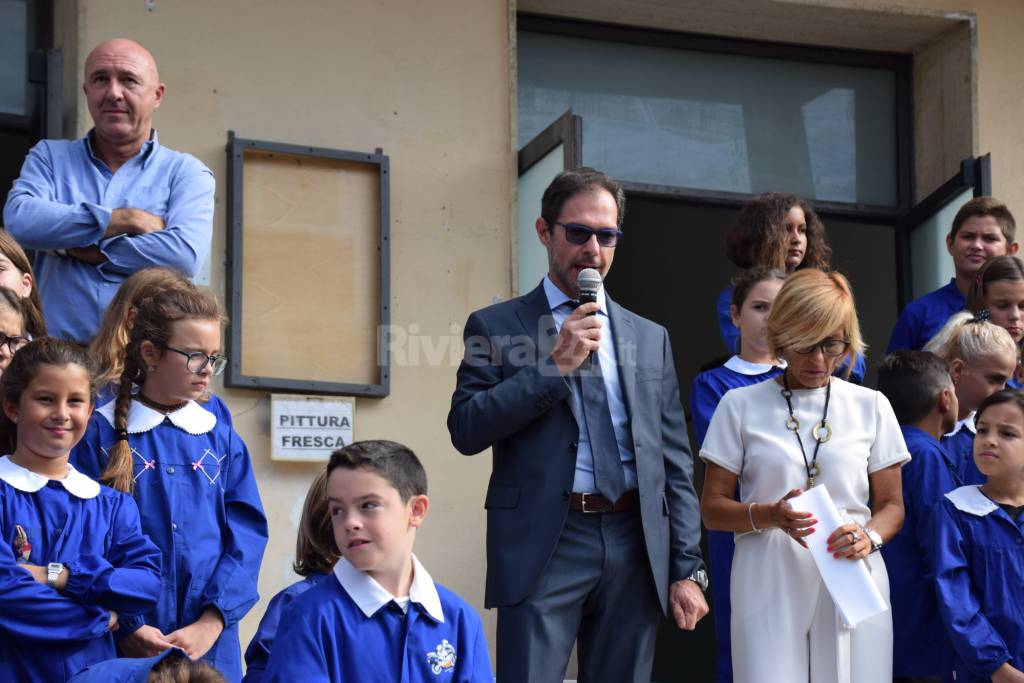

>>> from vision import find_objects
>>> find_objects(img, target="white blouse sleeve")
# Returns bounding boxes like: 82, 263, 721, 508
699, 389, 745, 475
867, 390, 912, 473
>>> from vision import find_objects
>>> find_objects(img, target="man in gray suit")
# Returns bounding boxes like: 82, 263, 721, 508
448, 168, 708, 682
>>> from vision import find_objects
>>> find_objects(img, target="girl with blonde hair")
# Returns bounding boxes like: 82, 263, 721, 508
924, 310, 1018, 485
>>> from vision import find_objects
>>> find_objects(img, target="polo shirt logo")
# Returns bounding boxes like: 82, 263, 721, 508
426, 639, 456, 675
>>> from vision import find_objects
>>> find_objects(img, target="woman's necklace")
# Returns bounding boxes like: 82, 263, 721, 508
137, 393, 188, 415
780, 372, 832, 489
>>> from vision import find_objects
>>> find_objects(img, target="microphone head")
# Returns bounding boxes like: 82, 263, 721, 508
577, 268, 602, 296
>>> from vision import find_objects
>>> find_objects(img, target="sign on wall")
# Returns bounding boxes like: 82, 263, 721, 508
271, 394, 354, 462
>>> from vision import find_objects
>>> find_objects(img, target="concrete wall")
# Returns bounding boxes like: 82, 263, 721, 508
62, 0, 512, 658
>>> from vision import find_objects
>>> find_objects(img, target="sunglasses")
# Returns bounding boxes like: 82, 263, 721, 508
555, 222, 624, 248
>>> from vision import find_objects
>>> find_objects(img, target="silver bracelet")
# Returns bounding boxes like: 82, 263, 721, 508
748, 502, 763, 534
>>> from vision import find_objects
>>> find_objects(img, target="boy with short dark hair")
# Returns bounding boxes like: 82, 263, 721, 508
877, 351, 962, 682
887, 197, 1019, 352
262, 440, 493, 683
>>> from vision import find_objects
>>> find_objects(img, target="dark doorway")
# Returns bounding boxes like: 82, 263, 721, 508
606, 193, 900, 681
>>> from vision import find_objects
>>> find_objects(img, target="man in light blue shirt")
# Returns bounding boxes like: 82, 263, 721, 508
3, 38, 214, 344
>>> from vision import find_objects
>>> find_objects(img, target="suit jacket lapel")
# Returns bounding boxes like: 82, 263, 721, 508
606, 294, 637, 427
516, 281, 578, 422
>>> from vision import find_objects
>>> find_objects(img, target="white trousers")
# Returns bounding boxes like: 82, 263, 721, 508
730, 529, 893, 683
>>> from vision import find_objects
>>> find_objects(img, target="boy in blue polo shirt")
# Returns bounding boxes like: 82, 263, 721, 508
887, 197, 1018, 353
263, 440, 493, 683
877, 350, 962, 681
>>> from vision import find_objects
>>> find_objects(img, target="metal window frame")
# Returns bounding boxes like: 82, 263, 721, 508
225, 131, 391, 397
517, 13, 914, 218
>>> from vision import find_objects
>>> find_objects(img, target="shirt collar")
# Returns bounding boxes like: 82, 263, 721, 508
723, 355, 785, 375
97, 399, 217, 435
84, 129, 160, 169
941, 278, 966, 305
543, 275, 608, 316
945, 411, 977, 437
945, 485, 998, 517
333, 554, 445, 623
0, 455, 100, 499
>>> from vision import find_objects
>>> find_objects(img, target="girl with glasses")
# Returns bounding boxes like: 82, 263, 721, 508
700, 269, 909, 683
89, 267, 234, 427
0, 287, 29, 377
71, 287, 268, 683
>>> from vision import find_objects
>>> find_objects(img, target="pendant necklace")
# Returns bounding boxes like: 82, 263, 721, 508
780, 372, 832, 489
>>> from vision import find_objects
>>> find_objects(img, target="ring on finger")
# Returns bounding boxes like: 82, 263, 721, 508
849, 530, 858, 545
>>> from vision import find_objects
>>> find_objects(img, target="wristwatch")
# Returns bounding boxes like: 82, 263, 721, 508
686, 568, 709, 592
46, 562, 64, 588
863, 526, 883, 554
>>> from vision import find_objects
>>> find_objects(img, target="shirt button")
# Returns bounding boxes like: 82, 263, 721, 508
171, 522, 178, 531
166, 466, 175, 474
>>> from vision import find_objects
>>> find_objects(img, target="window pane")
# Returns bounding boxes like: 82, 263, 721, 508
518, 31, 898, 206
0, 0, 28, 116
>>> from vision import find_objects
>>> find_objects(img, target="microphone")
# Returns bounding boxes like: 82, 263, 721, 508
577, 268, 602, 314
577, 268, 602, 366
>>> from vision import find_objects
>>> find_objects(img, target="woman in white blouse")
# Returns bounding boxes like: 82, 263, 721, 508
700, 269, 909, 683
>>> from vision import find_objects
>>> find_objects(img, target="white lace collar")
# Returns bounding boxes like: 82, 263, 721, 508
723, 355, 785, 376
333, 554, 444, 622
945, 412, 977, 438
97, 399, 216, 436
0, 455, 100, 499
945, 485, 998, 517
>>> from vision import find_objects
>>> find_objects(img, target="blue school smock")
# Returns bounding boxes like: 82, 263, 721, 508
942, 415, 986, 486
0, 456, 161, 682
242, 571, 330, 683
931, 486, 1024, 682
67, 647, 189, 682
882, 426, 962, 677
689, 355, 783, 683
715, 285, 867, 384
70, 399, 268, 683
262, 556, 493, 683
887, 279, 965, 353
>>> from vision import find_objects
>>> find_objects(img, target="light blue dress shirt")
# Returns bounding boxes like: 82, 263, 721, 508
543, 276, 638, 493
3, 130, 215, 343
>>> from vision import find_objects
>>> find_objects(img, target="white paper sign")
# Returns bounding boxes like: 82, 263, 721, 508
788, 484, 888, 627
271, 394, 354, 462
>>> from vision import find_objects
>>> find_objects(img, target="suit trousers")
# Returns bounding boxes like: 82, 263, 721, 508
495, 506, 662, 683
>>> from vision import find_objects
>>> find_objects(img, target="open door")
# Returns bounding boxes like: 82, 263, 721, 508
515, 110, 581, 295
896, 155, 992, 308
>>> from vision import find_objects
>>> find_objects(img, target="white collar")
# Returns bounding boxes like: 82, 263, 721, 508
98, 399, 216, 435
945, 485, 998, 517
0, 455, 100, 499
945, 412, 977, 438
333, 554, 444, 623
543, 275, 608, 316
723, 355, 785, 375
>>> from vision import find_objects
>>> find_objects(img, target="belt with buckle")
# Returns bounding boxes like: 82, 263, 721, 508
569, 489, 639, 513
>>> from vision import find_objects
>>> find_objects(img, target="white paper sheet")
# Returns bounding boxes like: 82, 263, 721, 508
788, 484, 888, 627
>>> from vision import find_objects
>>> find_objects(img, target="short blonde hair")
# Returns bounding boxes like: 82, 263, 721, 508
766, 269, 865, 375
923, 311, 1018, 365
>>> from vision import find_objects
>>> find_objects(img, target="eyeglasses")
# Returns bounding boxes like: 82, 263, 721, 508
0, 333, 29, 356
555, 222, 624, 248
792, 339, 850, 357
162, 345, 229, 375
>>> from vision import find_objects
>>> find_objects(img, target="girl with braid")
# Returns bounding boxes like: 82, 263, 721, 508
71, 286, 268, 683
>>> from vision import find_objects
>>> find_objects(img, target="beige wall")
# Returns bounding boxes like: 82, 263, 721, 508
65, 0, 511, 658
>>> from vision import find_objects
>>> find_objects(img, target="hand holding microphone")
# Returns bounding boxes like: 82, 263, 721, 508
550, 269, 603, 376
